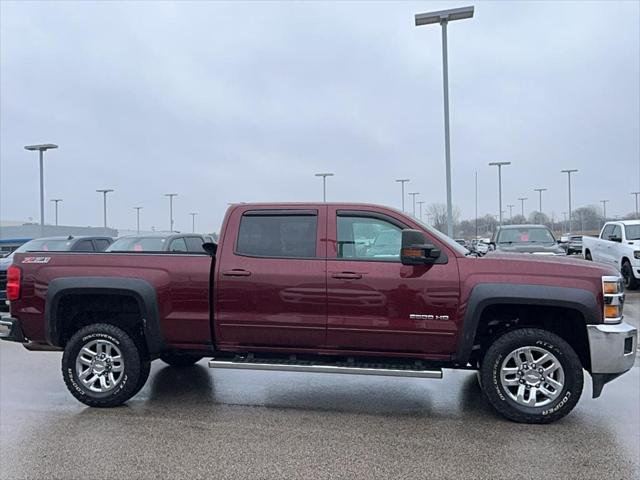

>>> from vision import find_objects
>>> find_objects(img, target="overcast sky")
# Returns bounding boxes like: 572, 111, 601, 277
1, 0, 639, 234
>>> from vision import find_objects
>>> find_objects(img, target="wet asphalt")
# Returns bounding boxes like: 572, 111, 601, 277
1, 294, 639, 480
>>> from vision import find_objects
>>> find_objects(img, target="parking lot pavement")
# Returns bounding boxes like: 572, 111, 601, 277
0, 311, 638, 479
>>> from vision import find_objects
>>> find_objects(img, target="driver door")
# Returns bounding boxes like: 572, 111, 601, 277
325, 207, 460, 357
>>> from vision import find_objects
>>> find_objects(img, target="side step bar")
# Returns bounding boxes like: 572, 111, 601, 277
208, 359, 442, 379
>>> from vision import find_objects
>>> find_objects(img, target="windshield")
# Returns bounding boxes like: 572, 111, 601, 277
15, 238, 74, 252
497, 227, 556, 244
625, 225, 640, 240
413, 219, 469, 255
106, 237, 168, 252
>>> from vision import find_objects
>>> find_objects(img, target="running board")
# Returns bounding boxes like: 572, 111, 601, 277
208, 359, 442, 379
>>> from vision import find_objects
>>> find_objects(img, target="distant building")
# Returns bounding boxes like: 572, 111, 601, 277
0, 224, 118, 255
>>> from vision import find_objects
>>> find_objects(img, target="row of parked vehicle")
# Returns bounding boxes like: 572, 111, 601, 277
455, 220, 640, 289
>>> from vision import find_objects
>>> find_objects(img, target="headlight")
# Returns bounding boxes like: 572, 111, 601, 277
602, 275, 624, 324
634, 251, 640, 260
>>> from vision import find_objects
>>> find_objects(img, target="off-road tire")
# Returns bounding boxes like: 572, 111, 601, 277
160, 352, 203, 367
62, 323, 144, 407
622, 261, 639, 290
480, 328, 583, 424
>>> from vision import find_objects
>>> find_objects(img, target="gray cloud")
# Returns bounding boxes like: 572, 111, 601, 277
1, 0, 638, 233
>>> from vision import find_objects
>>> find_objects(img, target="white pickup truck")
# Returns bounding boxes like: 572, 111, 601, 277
583, 220, 640, 289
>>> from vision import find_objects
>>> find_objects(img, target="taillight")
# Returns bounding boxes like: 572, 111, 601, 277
6, 265, 21, 301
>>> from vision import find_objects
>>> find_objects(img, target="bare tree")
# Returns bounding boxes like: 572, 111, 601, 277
427, 203, 460, 234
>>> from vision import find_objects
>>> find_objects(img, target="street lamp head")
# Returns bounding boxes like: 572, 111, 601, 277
534, 188, 547, 192
488, 161, 511, 167
518, 197, 528, 201
50, 198, 63, 202
164, 193, 178, 197
561, 169, 578, 174
395, 178, 410, 183
24, 144, 58, 151
96, 189, 114, 194
314, 173, 334, 178
415, 6, 474, 26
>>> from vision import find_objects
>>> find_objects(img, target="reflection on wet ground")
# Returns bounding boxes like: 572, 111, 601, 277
1, 340, 638, 479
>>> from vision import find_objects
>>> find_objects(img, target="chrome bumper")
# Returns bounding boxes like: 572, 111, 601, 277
587, 322, 637, 374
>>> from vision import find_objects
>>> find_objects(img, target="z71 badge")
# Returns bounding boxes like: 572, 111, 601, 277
22, 256, 51, 264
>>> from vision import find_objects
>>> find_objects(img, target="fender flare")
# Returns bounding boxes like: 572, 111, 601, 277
454, 283, 599, 365
45, 277, 165, 354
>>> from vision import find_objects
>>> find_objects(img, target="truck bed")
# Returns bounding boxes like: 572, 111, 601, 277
10, 252, 212, 348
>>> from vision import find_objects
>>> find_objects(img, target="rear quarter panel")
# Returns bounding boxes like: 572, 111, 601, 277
10, 253, 211, 347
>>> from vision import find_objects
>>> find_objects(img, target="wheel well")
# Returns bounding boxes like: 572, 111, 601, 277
56, 293, 147, 353
470, 304, 590, 371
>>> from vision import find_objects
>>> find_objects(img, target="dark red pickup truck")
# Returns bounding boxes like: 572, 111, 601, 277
1, 203, 637, 423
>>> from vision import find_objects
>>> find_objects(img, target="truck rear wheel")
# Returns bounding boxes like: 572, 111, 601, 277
479, 328, 583, 424
160, 352, 203, 367
62, 323, 148, 407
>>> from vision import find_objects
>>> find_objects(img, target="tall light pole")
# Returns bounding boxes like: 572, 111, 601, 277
408, 192, 420, 217
314, 173, 334, 202
395, 179, 410, 212
534, 188, 547, 223
50, 199, 63, 227
518, 197, 527, 218
475, 171, 478, 239
562, 212, 568, 234
165, 193, 178, 232
189, 212, 197, 233
488, 162, 511, 225
24, 143, 58, 234
600, 199, 609, 227
416, 201, 425, 221
631, 192, 640, 219
133, 207, 143, 234
415, 5, 474, 238
507, 204, 514, 219
561, 169, 578, 233
96, 189, 114, 230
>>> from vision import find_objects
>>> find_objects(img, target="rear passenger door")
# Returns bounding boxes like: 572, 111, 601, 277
215, 207, 327, 348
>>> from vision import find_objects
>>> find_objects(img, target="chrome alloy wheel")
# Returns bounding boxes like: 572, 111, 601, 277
75, 339, 124, 393
500, 346, 565, 408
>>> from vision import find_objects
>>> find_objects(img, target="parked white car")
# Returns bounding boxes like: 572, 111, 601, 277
583, 220, 640, 289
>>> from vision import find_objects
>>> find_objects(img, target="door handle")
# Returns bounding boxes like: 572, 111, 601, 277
222, 269, 252, 277
331, 272, 363, 280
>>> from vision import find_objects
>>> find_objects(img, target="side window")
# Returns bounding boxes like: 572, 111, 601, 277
169, 238, 188, 252
74, 240, 95, 252
236, 213, 317, 258
601, 225, 613, 240
337, 215, 402, 260
610, 225, 622, 240
94, 239, 110, 251
185, 237, 205, 252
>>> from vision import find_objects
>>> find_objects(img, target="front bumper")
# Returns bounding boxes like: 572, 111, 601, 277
0, 317, 26, 343
587, 321, 637, 397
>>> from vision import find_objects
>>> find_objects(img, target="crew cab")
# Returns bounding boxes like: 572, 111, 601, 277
1, 203, 636, 424
583, 220, 640, 289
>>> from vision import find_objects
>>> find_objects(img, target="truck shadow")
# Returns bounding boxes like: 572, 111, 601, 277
141, 364, 497, 419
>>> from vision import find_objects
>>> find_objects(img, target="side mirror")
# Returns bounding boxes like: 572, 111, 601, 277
202, 242, 218, 256
400, 230, 441, 265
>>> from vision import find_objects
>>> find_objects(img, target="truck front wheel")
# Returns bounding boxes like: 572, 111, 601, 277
62, 323, 149, 407
621, 261, 639, 290
479, 328, 583, 424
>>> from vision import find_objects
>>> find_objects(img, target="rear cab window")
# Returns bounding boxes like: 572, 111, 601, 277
236, 210, 318, 258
